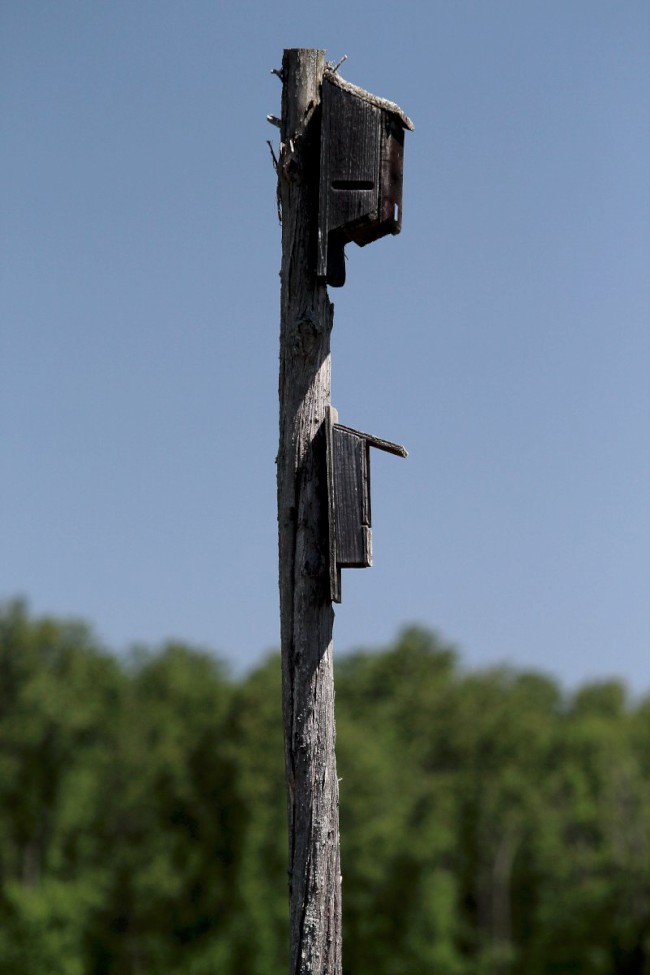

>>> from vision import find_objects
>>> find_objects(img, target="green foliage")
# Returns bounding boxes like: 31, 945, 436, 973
1, 602, 649, 974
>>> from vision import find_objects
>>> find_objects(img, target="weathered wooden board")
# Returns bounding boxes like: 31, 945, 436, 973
333, 426, 372, 568
326, 406, 406, 601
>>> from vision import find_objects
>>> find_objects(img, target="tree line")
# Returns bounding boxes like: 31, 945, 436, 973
0, 599, 648, 974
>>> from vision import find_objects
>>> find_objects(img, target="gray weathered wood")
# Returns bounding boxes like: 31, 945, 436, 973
325, 406, 342, 603
334, 422, 408, 458
333, 426, 371, 567
276, 48, 342, 975
325, 409, 407, 601
324, 69, 414, 131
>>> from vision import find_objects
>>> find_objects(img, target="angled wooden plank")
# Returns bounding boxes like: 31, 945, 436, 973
333, 421, 408, 458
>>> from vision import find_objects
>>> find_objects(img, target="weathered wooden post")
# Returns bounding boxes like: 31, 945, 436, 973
273, 48, 412, 974
276, 48, 341, 975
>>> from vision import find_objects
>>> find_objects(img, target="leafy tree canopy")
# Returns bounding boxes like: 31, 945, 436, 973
0, 601, 648, 975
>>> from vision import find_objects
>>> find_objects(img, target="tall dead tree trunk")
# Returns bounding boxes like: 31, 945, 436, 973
276, 49, 342, 975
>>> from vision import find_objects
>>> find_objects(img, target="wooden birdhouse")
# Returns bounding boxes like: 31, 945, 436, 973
317, 70, 414, 287
326, 406, 407, 602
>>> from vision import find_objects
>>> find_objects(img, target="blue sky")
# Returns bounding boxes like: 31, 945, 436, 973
2, 1, 648, 690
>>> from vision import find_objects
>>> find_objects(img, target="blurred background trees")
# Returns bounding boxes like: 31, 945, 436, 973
1, 601, 648, 974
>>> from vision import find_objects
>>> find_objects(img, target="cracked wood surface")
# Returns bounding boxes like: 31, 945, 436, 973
277, 48, 342, 975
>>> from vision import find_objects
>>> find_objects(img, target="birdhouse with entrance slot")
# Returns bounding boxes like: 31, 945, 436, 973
317, 70, 414, 287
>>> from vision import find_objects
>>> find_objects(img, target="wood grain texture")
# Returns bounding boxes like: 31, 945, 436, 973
277, 49, 342, 975
333, 422, 408, 458
326, 409, 407, 600
324, 68, 414, 132
325, 406, 342, 603
332, 427, 372, 568
317, 73, 412, 285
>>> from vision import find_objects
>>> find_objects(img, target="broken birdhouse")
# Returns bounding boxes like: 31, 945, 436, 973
317, 70, 414, 287
326, 406, 407, 602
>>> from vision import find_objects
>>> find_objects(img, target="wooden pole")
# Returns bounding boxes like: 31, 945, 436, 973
276, 49, 342, 975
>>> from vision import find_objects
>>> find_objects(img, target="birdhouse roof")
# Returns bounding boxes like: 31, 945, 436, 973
324, 69, 415, 131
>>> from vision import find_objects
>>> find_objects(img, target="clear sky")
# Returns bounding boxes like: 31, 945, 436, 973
2, 1, 648, 691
